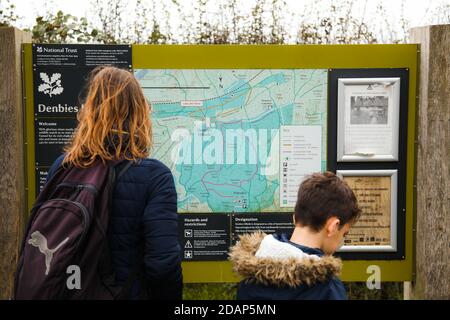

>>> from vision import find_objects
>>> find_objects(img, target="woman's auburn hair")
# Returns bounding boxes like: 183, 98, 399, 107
63, 66, 152, 168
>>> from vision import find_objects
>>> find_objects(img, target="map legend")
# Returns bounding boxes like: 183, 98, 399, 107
280, 125, 322, 207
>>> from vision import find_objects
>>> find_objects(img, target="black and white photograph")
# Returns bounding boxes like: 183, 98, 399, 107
350, 95, 389, 125
336, 77, 401, 162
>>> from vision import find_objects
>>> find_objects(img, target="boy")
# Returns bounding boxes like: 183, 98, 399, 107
229, 171, 361, 300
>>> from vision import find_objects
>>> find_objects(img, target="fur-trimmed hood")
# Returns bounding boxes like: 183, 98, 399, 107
229, 232, 342, 288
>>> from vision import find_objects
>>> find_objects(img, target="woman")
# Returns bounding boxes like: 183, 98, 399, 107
46, 66, 182, 299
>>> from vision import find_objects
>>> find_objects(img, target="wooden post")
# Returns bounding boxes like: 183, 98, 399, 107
0, 27, 31, 299
409, 24, 450, 299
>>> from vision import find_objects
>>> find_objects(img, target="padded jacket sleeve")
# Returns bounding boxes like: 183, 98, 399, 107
141, 166, 183, 299
326, 277, 347, 300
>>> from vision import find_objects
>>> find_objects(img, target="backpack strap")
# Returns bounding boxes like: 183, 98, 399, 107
116, 160, 133, 180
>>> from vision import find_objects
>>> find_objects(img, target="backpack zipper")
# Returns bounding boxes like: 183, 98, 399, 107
46, 198, 91, 246
56, 182, 98, 196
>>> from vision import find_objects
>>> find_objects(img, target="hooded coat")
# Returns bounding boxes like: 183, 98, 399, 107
229, 232, 347, 300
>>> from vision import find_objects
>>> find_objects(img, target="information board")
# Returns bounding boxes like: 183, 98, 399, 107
343, 176, 392, 246
32, 44, 132, 194
24, 44, 417, 282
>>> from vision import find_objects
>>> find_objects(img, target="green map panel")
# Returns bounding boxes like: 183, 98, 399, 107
135, 69, 327, 213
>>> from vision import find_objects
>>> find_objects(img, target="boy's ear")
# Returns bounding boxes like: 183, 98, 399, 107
326, 217, 341, 237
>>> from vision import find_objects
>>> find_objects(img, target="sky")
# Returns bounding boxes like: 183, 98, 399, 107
9, 0, 448, 32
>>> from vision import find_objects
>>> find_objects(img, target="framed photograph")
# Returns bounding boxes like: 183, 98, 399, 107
336, 170, 397, 252
337, 77, 400, 162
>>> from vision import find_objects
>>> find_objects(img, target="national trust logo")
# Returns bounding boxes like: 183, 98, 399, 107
38, 72, 64, 97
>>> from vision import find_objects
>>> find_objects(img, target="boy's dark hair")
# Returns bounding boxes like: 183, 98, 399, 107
294, 171, 361, 232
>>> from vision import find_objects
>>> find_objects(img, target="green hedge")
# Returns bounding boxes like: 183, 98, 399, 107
182, 283, 403, 300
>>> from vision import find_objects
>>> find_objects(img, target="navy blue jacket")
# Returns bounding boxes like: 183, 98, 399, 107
229, 232, 346, 300
47, 154, 182, 299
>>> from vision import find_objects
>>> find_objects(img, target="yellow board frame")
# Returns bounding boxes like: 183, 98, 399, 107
23, 44, 417, 282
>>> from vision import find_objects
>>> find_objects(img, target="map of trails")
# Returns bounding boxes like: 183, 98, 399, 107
135, 69, 327, 213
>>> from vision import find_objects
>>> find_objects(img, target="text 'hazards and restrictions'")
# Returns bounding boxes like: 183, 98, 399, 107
179, 215, 230, 261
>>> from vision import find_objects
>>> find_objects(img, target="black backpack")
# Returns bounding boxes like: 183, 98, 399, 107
13, 159, 139, 299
